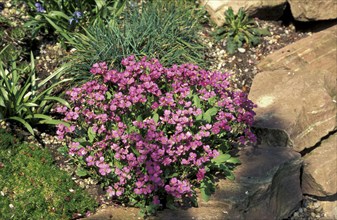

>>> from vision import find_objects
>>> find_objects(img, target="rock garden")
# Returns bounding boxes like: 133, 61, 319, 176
0, 0, 336, 219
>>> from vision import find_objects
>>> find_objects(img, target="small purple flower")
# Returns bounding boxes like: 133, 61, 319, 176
35, 2, 45, 13
98, 163, 111, 176
73, 11, 83, 19
153, 196, 160, 205
69, 18, 78, 24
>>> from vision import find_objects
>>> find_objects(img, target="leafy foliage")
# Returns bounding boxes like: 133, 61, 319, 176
0, 3, 31, 64
56, 56, 256, 216
66, 0, 207, 82
0, 52, 71, 135
0, 129, 97, 219
213, 7, 270, 54
23, 0, 126, 45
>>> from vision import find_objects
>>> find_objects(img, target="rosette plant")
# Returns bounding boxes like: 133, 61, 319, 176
24, 0, 126, 44
56, 56, 256, 216
213, 7, 270, 54
0, 52, 71, 135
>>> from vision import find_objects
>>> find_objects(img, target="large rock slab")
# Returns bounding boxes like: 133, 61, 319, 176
200, 0, 287, 26
249, 25, 337, 152
288, 0, 337, 22
258, 25, 337, 74
302, 133, 337, 196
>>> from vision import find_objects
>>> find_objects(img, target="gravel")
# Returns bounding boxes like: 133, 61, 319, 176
201, 18, 310, 92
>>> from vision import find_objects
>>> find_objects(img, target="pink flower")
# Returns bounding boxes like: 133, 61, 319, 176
98, 163, 111, 176
196, 168, 206, 181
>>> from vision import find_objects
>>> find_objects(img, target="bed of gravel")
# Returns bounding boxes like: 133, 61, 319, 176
2, 16, 331, 219
202, 18, 310, 92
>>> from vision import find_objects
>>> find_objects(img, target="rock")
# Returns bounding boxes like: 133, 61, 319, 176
288, 0, 337, 21
249, 25, 337, 152
238, 47, 246, 53
257, 25, 337, 75
200, 0, 287, 26
320, 200, 337, 220
302, 133, 337, 196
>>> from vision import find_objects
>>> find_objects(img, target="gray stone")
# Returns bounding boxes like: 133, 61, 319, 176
302, 133, 337, 196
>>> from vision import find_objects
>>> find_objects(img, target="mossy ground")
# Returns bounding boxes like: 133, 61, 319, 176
0, 128, 98, 219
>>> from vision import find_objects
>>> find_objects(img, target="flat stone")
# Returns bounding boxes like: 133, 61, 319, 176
302, 133, 337, 196
258, 25, 337, 75
250, 25, 337, 152
288, 0, 337, 21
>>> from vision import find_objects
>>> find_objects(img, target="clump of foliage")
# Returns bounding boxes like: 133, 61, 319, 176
213, 7, 270, 54
56, 56, 256, 217
23, 0, 126, 45
0, 1, 31, 63
0, 52, 71, 135
0, 128, 98, 219
66, 0, 207, 82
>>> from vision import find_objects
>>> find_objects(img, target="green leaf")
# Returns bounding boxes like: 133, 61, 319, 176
23, 102, 39, 107
196, 113, 203, 121
37, 64, 71, 87
44, 96, 70, 109
203, 108, 217, 123
9, 116, 34, 135
57, 145, 68, 156
211, 153, 231, 165
226, 157, 241, 164
200, 187, 211, 202
38, 119, 69, 126
44, 16, 74, 44
136, 115, 143, 122
94, 0, 106, 9
25, 114, 53, 120
207, 96, 217, 105
252, 28, 270, 36
205, 107, 218, 116
203, 111, 211, 123
75, 167, 87, 177
226, 37, 237, 54
200, 180, 215, 202
88, 127, 96, 143
153, 113, 159, 123
106, 91, 112, 99
193, 94, 201, 108
226, 172, 235, 181
47, 11, 71, 20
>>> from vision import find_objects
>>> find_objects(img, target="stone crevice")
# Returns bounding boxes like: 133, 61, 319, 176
300, 129, 337, 157
303, 193, 337, 202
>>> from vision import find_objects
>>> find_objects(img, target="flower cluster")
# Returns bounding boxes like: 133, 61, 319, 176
56, 55, 256, 210
35, 2, 45, 13
69, 11, 83, 24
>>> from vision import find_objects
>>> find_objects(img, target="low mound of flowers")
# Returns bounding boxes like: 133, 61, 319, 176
56, 55, 256, 216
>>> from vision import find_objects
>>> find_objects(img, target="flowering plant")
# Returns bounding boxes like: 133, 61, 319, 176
56, 56, 256, 216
